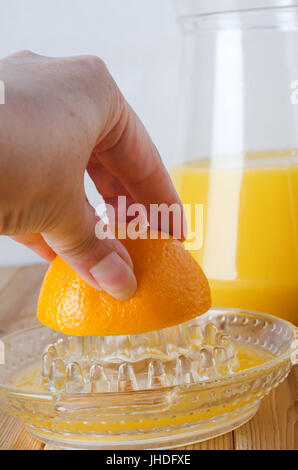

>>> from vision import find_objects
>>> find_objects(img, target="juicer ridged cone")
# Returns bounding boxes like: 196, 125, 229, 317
41, 321, 239, 393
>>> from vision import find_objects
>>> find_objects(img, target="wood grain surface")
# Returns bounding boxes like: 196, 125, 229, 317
0, 264, 297, 451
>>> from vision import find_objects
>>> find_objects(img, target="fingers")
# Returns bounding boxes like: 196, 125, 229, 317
42, 198, 137, 300
91, 102, 187, 239
10, 234, 56, 262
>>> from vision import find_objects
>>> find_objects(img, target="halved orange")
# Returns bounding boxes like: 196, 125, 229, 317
37, 233, 211, 336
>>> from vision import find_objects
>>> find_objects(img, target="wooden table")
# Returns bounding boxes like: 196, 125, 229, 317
0, 264, 297, 450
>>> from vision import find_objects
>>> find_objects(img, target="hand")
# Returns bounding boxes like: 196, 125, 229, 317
0, 50, 184, 299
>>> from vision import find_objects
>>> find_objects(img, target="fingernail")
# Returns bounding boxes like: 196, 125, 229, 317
90, 251, 137, 300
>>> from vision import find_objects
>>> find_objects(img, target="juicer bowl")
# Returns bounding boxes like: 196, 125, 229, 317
0, 308, 297, 450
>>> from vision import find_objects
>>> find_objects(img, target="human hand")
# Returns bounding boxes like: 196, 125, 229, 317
0, 51, 184, 299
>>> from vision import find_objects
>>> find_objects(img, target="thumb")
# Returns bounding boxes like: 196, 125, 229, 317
43, 199, 137, 300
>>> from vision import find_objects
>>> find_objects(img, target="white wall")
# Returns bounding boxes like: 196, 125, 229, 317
0, 0, 181, 265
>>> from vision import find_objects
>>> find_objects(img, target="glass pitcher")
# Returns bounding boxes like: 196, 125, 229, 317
171, 2, 298, 324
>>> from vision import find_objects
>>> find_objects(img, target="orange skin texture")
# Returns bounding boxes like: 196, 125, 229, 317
37, 236, 211, 336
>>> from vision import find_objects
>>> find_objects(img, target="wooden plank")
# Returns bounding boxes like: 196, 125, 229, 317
0, 411, 24, 449
0, 264, 48, 333
0, 267, 20, 293
176, 432, 234, 450
234, 365, 298, 450
0, 267, 20, 335
0, 411, 44, 450
10, 426, 44, 450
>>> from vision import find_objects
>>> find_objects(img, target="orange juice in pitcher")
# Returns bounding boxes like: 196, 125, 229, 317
172, 151, 298, 323
173, 5, 298, 323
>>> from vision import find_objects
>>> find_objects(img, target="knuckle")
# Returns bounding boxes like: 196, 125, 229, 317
10, 49, 37, 58
77, 54, 107, 74
57, 232, 97, 260
74, 54, 123, 121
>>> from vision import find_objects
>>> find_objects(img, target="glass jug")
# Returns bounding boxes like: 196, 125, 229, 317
171, 2, 298, 324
